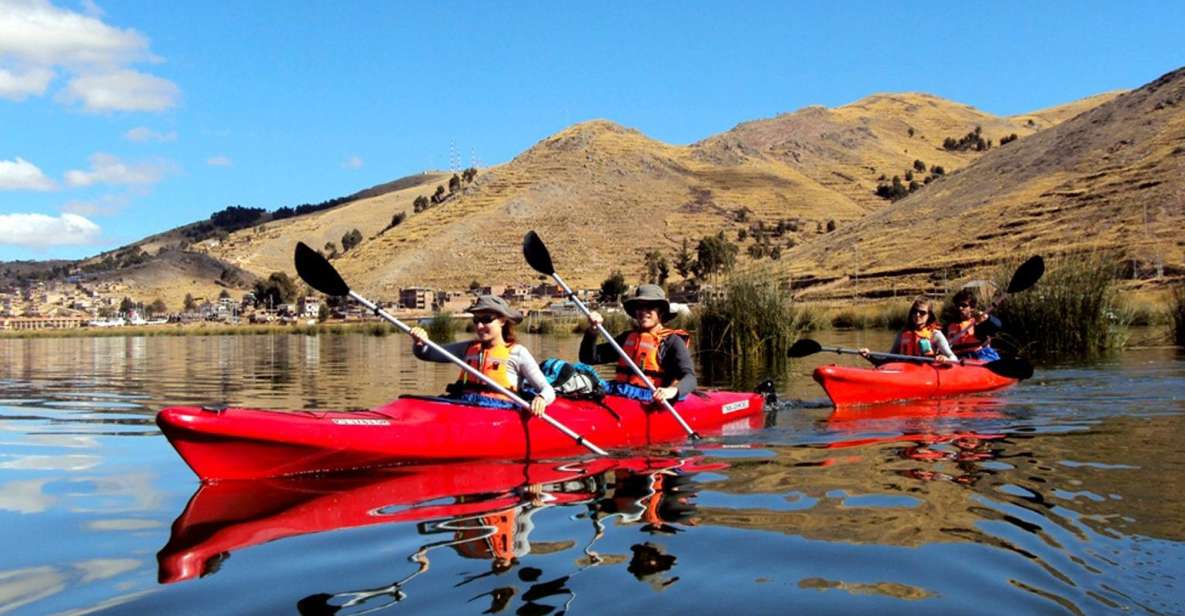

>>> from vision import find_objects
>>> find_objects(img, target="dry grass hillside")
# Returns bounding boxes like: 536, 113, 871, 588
17, 86, 1128, 306
330, 120, 867, 294
692, 92, 1119, 213
770, 69, 1185, 300
200, 172, 450, 279
292, 91, 1111, 294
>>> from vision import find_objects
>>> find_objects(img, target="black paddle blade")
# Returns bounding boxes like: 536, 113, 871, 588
787, 338, 823, 358
294, 241, 350, 297
522, 231, 555, 276
983, 357, 1034, 381
1006, 256, 1045, 294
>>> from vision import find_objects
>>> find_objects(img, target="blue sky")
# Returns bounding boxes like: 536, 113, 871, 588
2, 0, 1182, 262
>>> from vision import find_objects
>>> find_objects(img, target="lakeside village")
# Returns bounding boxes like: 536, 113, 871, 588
0, 277, 704, 332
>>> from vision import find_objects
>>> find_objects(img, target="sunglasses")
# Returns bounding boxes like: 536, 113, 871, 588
956, 302, 973, 308
911, 309, 929, 316
472, 314, 498, 325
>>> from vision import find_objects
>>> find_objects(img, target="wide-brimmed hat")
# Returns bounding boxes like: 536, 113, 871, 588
466, 294, 523, 323
622, 284, 673, 321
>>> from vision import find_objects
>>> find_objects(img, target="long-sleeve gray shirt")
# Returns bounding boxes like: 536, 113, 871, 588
413, 340, 555, 404
579, 330, 697, 398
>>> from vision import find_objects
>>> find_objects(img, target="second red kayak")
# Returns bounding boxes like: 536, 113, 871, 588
813, 360, 1016, 406
157, 390, 765, 481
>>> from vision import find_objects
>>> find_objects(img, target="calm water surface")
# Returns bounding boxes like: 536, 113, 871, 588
0, 331, 1182, 615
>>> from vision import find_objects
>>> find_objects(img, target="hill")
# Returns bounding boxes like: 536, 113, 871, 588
770, 69, 1184, 300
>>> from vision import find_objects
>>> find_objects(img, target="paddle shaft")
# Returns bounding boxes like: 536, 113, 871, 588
346, 290, 608, 456
821, 343, 963, 367
547, 273, 699, 439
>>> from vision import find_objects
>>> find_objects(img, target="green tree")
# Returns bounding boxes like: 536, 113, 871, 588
324, 241, 339, 258
599, 270, 628, 303
119, 296, 135, 314
448, 174, 461, 193
913, 159, 926, 172
183, 293, 197, 312
674, 239, 695, 280
432, 185, 446, 203
218, 288, 231, 300
413, 195, 430, 212
643, 250, 669, 285
318, 302, 330, 322
254, 272, 300, 307
341, 229, 363, 252
148, 298, 168, 315
462, 167, 478, 183
469, 280, 482, 292
694, 233, 738, 279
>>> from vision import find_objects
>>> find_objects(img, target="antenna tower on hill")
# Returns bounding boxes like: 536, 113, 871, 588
449, 140, 459, 174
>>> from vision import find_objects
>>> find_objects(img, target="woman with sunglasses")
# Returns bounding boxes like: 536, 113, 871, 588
945, 289, 1002, 361
859, 297, 957, 364
409, 295, 553, 416
580, 285, 696, 403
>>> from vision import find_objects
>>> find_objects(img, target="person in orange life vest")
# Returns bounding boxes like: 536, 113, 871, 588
859, 297, 957, 364
580, 285, 696, 403
450, 483, 549, 574
409, 295, 554, 416
945, 289, 1002, 361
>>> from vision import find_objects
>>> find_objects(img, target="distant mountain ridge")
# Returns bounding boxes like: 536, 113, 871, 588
9, 75, 1173, 309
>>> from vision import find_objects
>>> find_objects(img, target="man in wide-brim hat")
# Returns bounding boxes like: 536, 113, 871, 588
580, 285, 696, 403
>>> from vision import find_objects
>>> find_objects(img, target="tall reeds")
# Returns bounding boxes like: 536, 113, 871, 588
426, 312, 459, 342
1172, 283, 1185, 347
695, 273, 809, 369
993, 252, 1128, 360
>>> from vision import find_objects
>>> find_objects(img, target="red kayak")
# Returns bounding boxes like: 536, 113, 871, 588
157, 391, 765, 481
813, 360, 1016, 406
158, 456, 713, 583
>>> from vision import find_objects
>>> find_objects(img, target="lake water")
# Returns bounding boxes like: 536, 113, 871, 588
0, 330, 1182, 615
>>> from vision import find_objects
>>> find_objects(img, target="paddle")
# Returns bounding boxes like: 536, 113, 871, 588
948, 255, 1044, 346
522, 231, 701, 440
292, 241, 608, 456
786, 338, 1034, 380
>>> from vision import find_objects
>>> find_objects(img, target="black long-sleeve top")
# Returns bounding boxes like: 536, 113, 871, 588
579, 330, 697, 399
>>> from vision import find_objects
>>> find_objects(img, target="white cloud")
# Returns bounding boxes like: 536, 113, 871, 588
342, 155, 363, 169
0, 65, 54, 99
123, 126, 176, 143
0, 212, 101, 247
0, 157, 56, 190
59, 69, 179, 112
206, 154, 231, 167
61, 192, 129, 217
0, 0, 178, 110
64, 152, 173, 187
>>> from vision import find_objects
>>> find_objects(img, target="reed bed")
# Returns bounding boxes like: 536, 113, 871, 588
993, 252, 1128, 360
695, 274, 810, 363
426, 312, 459, 342
1172, 283, 1185, 347
826, 303, 908, 330
0, 321, 401, 339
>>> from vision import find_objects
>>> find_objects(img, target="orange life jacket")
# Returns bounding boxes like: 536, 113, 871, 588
946, 319, 984, 357
452, 508, 517, 561
616, 327, 691, 387
457, 340, 516, 399
899, 323, 942, 357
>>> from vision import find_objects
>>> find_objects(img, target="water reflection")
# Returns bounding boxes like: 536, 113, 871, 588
158, 456, 716, 614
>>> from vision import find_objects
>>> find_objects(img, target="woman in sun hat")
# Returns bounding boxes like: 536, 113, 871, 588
580, 284, 696, 402
409, 294, 554, 414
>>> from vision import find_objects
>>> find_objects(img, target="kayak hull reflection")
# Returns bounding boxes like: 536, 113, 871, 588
157, 391, 764, 481
813, 361, 1016, 406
